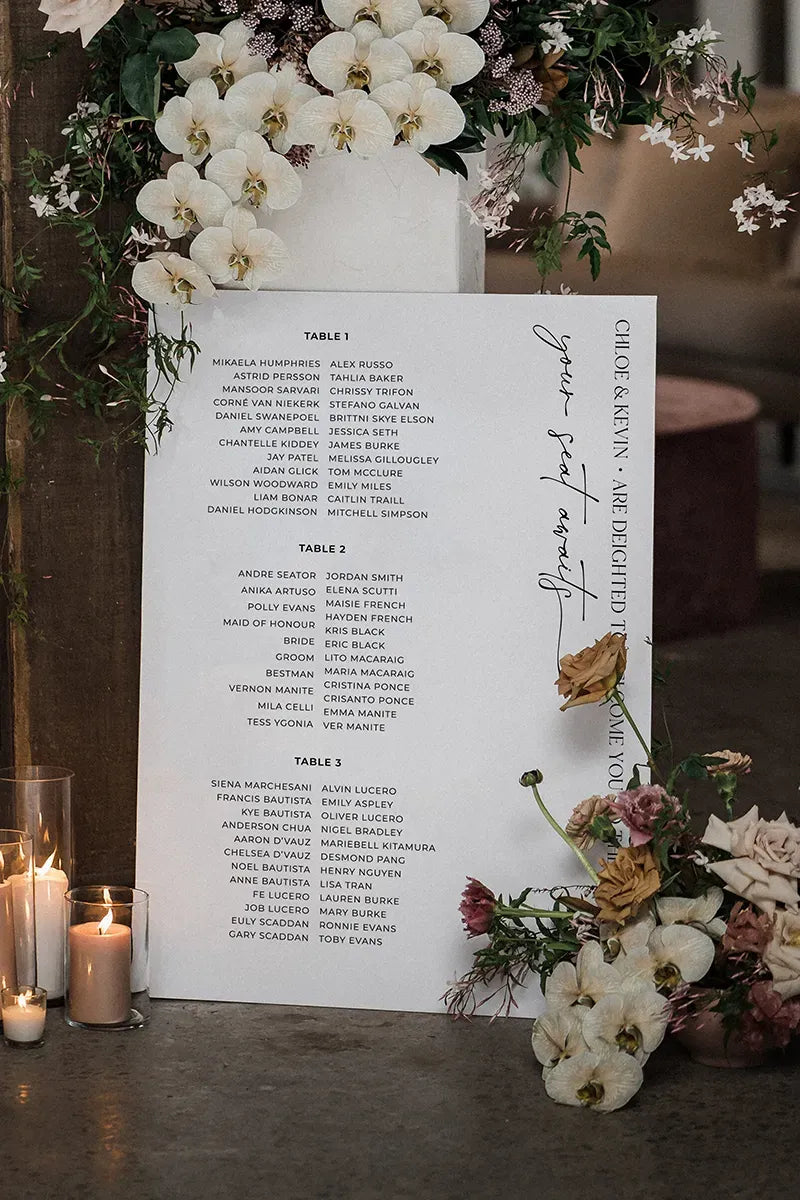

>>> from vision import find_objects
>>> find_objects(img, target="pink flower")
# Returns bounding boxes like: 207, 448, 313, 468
459, 877, 496, 938
609, 785, 682, 847
741, 981, 800, 1051
722, 901, 773, 955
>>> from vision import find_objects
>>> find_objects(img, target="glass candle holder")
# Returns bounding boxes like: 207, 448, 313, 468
65, 887, 149, 1030
0, 831, 35, 998
2, 985, 46, 1047
0, 768, 73, 1002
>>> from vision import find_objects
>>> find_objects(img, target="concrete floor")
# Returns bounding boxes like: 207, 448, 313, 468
3, 999, 800, 1200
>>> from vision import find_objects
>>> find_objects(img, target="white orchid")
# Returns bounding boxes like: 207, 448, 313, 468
616, 924, 715, 991
545, 940, 622, 1011
224, 66, 318, 154
418, 0, 489, 34
531, 1007, 587, 1069
190, 208, 288, 290
136, 162, 231, 239
370, 73, 463, 150
582, 983, 670, 1064
131, 252, 216, 307
394, 16, 485, 90
544, 1048, 643, 1112
602, 906, 656, 960
206, 132, 302, 212
155, 78, 239, 166
322, 0, 423, 38
292, 89, 395, 157
175, 19, 267, 92
308, 23, 412, 93
655, 887, 726, 939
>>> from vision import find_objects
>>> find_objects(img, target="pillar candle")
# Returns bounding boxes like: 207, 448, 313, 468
0, 878, 17, 994
34, 868, 69, 999
68, 918, 131, 1025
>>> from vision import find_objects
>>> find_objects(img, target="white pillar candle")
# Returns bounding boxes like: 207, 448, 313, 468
34, 867, 69, 999
1, 992, 46, 1043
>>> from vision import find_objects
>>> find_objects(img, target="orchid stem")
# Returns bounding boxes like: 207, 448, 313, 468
523, 776, 600, 884
611, 687, 665, 785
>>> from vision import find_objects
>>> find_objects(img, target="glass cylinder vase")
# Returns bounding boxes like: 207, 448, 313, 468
65, 886, 149, 1030
0, 767, 73, 1001
0, 830, 35, 1001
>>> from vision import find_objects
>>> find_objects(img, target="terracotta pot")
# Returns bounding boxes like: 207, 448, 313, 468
674, 991, 770, 1069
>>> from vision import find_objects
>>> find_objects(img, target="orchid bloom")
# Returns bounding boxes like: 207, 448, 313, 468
292, 89, 395, 157
155, 78, 239, 166
322, 0, 423, 38
205, 132, 302, 211
582, 982, 670, 1064
131, 252, 215, 307
136, 162, 231, 239
544, 1047, 644, 1112
531, 1007, 587, 1070
224, 67, 319, 155
615, 924, 715, 991
370, 73, 464, 151
189, 208, 288, 290
307, 23, 412, 93
544, 940, 622, 1011
394, 15, 485, 90
655, 887, 727, 939
419, 0, 489, 34
175, 19, 267, 93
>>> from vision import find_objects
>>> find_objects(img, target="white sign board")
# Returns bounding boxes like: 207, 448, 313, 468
137, 292, 655, 1015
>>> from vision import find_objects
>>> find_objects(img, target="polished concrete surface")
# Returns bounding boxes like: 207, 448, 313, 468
3, 998, 799, 1200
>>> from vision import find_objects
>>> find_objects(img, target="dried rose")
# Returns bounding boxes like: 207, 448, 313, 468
565, 794, 617, 851
609, 785, 683, 848
706, 750, 753, 777
459, 877, 496, 938
594, 846, 660, 925
555, 633, 627, 711
38, 0, 124, 47
763, 909, 800, 999
722, 901, 773, 955
704, 806, 800, 912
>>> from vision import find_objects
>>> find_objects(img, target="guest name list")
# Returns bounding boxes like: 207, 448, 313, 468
137, 292, 656, 1015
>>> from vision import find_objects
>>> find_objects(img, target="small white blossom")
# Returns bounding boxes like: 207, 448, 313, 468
539, 20, 572, 56
50, 163, 71, 184
708, 106, 725, 127
640, 121, 670, 146
307, 22, 412, 93
29, 194, 58, 218
589, 108, 612, 139
667, 139, 690, 163
55, 185, 80, 211
739, 216, 760, 235
0, 350, 7, 383
394, 15, 485, 91
735, 138, 755, 163
175, 19, 267, 92
688, 134, 714, 162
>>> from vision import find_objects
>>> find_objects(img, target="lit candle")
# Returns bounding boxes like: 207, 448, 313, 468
68, 906, 132, 1025
33, 851, 69, 999
0, 853, 18, 993
1, 987, 46, 1045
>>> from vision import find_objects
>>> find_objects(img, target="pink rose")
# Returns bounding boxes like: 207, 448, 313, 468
39, 0, 124, 47
459, 877, 496, 938
609, 785, 682, 847
722, 902, 773, 955
703, 806, 800, 912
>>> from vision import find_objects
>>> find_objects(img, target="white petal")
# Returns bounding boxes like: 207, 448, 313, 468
155, 98, 193, 155
292, 95, 345, 153
420, 0, 489, 34
417, 86, 465, 145
308, 32, 360, 93
366, 39, 414, 87
348, 95, 396, 156
223, 206, 258, 240
189, 180, 233, 230
244, 228, 290, 286
435, 30, 485, 86
189, 227, 236, 283
220, 19, 254, 60
176, 32, 224, 83
649, 924, 715, 983
369, 79, 414, 124
545, 1049, 643, 1112
225, 71, 279, 129
544, 961, 579, 1011
323, 0, 423, 37
136, 178, 186, 237
205, 149, 248, 201
531, 1008, 586, 1067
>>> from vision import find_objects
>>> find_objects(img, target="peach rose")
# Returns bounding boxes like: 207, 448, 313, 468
763, 910, 800, 1000
705, 750, 752, 777
565, 794, 616, 851
556, 633, 627, 711
39, 0, 124, 47
594, 845, 660, 925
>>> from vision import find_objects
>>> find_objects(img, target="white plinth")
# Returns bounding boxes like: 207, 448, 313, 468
266, 145, 485, 293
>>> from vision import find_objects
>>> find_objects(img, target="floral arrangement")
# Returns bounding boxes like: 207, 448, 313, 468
0, 2, 774, 444
448, 633, 800, 1112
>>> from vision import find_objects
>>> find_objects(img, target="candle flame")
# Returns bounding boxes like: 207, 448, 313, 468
98, 908, 114, 936
0, 849, 4, 874
37, 850, 57, 876
103, 886, 112, 906
18, 992, 28, 1010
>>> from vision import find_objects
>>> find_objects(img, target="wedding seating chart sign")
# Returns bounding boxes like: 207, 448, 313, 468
137, 292, 656, 1015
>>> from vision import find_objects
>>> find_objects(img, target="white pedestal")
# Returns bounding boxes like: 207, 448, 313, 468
266, 145, 485, 293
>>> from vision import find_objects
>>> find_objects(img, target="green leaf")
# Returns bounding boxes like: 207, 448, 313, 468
121, 52, 161, 120
424, 147, 468, 179
149, 28, 199, 64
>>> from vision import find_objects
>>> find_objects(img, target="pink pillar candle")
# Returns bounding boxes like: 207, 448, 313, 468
68, 919, 132, 1025
0, 879, 17, 993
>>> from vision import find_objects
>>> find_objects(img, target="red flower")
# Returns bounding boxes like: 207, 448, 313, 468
459, 877, 496, 937
722, 902, 773, 955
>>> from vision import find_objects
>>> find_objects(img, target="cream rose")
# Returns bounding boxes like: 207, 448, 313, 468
703, 806, 800, 912
763, 909, 800, 999
39, 0, 124, 46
